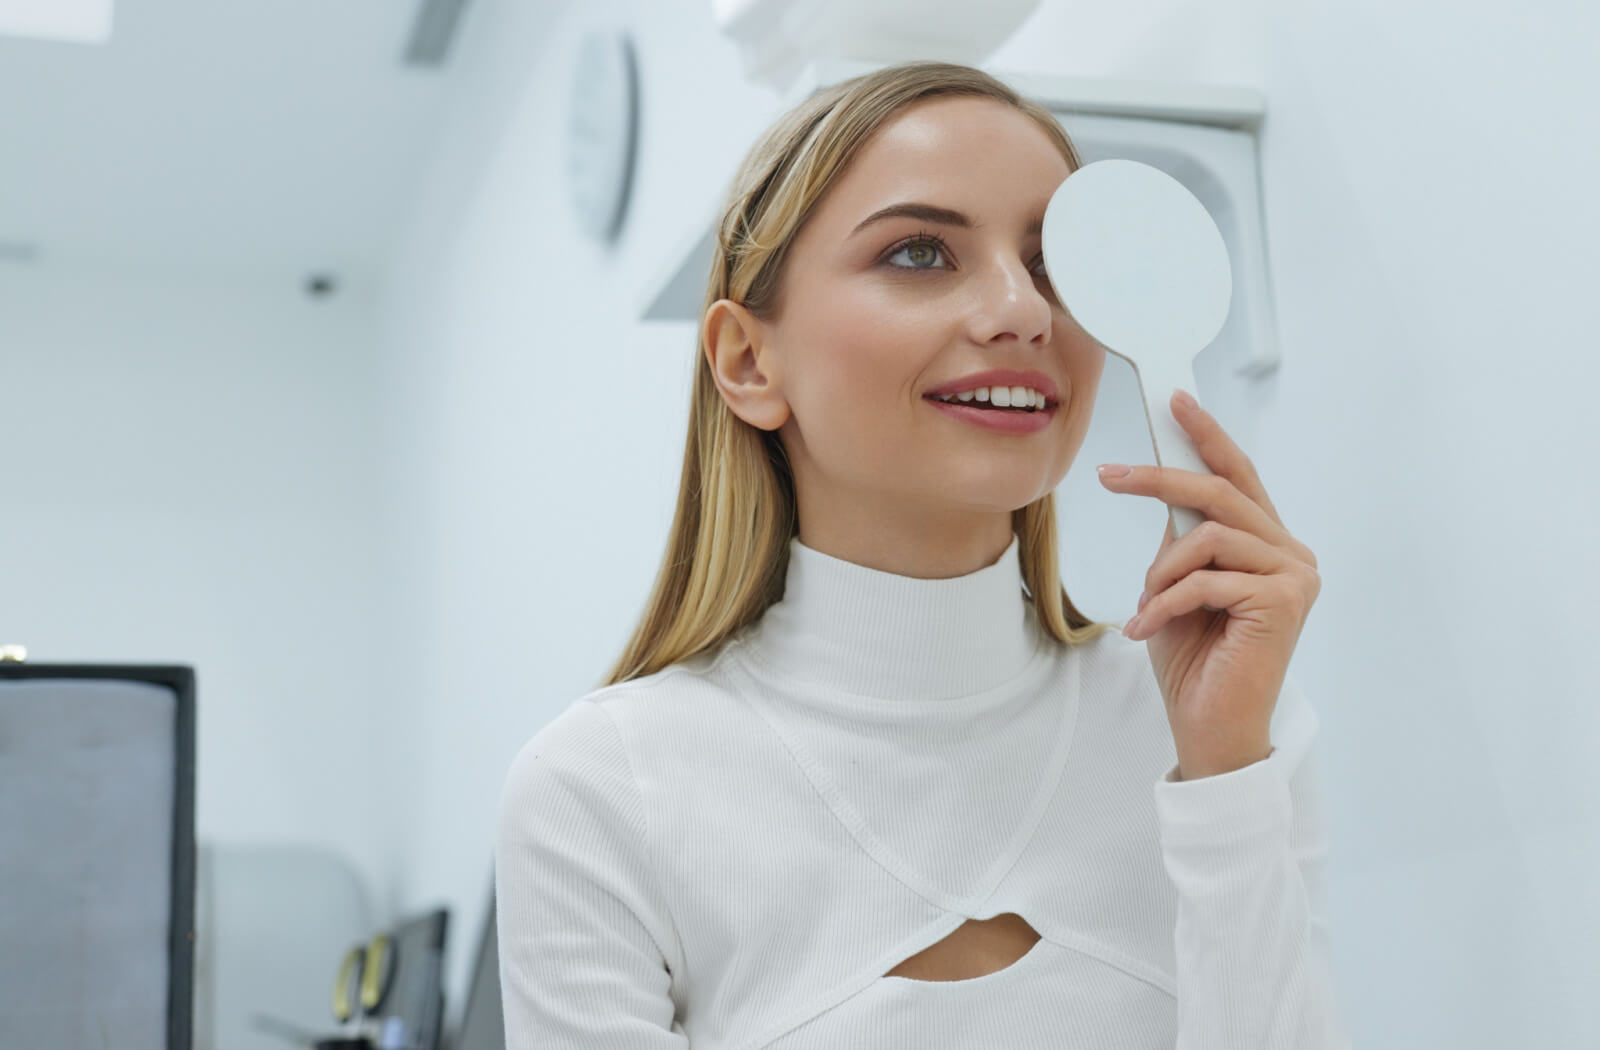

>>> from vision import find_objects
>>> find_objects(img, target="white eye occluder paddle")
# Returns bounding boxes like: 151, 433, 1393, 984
1040, 158, 1234, 541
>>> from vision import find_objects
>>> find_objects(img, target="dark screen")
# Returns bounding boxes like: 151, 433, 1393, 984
450, 891, 503, 1050
372, 908, 448, 1050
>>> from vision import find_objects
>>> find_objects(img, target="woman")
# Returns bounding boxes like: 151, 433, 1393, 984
495, 60, 1349, 1048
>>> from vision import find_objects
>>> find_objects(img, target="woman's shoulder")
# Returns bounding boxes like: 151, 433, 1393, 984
505, 637, 753, 788
586, 634, 752, 726
499, 695, 630, 814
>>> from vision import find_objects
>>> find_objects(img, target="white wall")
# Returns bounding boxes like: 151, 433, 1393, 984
381, 0, 1598, 1043
375, 0, 785, 1020
0, 259, 393, 901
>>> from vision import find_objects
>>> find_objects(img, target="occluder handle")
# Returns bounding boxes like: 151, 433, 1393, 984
1136, 362, 1210, 541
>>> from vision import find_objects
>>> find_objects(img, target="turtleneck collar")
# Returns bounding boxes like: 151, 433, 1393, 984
736, 532, 1040, 701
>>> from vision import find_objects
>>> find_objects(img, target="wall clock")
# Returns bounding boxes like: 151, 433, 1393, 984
566, 29, 640, 242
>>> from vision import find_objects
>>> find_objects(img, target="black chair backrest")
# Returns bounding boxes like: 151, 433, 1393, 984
0, 662, 196, 1050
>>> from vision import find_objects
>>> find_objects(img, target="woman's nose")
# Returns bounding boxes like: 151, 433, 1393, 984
968, 256, 1053, 346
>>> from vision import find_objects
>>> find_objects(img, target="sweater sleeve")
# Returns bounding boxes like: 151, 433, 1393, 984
495, 698, 689, 1049
1150, 674, 1356, 1049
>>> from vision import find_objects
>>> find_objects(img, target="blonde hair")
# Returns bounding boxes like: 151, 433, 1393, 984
600, 60, 1114, 688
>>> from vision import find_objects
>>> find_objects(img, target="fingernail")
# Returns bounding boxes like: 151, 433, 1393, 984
1138, 589, 1150, 611
1097, 463, 1131, 479
1174, 389, 1198, 412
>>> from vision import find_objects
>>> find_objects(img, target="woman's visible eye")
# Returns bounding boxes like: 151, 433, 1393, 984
883, 232, 953, 271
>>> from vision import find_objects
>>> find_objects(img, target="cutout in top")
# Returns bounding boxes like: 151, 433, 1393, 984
882, 912, 1041, 983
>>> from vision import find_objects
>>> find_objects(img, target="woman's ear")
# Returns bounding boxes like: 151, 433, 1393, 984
702, 299, 791, 432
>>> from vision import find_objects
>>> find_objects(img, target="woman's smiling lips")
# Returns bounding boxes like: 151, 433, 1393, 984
924, 395, 1057, 433
922, 368, 1058, 403
922, 367, 1060, 434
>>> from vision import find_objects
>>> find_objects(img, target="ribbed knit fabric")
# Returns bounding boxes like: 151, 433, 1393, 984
495, 533, 1354, 1049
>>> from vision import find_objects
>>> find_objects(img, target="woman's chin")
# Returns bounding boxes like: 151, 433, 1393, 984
917, 476, 1062, 513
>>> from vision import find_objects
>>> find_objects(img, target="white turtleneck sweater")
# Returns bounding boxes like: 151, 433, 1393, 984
495, 533, 1354, 1049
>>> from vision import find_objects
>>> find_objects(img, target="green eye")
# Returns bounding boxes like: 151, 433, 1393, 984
886, 235, 950, 270
889, 238, 947, 268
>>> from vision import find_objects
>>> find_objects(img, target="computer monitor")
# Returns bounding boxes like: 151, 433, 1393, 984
369, 907, 449, 1050
448, 885, 503, 1050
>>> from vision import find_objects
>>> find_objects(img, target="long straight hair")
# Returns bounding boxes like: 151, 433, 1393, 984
600, 61, 1115, 688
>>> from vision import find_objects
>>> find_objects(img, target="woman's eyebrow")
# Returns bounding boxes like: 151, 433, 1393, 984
850, 201, 1044, 237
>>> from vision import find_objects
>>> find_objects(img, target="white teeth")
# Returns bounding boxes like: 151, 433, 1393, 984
934, 386, 1047, 409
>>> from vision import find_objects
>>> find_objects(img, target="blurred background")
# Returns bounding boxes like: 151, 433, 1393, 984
2, 0, 1596, 1048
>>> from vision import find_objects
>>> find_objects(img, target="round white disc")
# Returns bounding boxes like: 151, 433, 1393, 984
1040, 158, 1232, 360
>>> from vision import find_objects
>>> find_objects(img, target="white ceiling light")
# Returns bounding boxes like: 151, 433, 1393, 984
713, 0, 1040, 92
0, 0, 114, 45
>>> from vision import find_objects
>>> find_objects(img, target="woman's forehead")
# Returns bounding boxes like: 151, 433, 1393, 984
818, 101, 1069, 233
